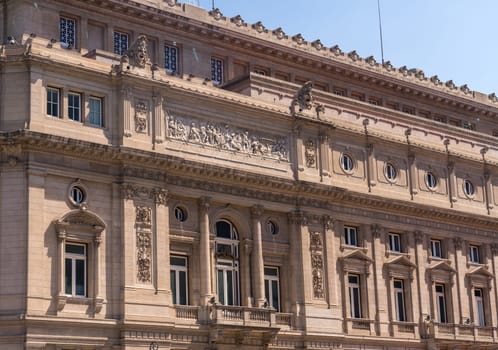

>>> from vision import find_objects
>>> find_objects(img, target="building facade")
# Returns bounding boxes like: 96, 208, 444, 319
1, 1, 498, 349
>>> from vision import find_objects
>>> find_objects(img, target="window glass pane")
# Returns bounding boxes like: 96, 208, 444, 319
68, 93, 81, 121
396, 290, 405, 321
216, 221, 231, 238
165, 45, 178, 72
271, 280, 279, 310
65, 258, 72, 295
75, 259, 85, 296
264, 279, 269, 303
170, 270, 177, 304
264, 267, 278, 276
179, 271, 187, 305
66, 243, 85, 255
226, 270, 233, 305
217, 270, 224, 305
89, 98, 102, 126
170, 256, 187, 266
352, 287, 361, 318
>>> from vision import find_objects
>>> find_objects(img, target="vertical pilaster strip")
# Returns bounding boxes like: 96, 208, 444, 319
251, 205, 265, 307
319, 133, 330, 181
453, 237, 465, 324
153, 188, 169, 299
122, 87, 132, 137
366, 143, 376, 190
414, 231, 429, 327
447, 239, 459, 325
152, 94, 164, 144
198, 197, 212, 306
489, 244, 498, 336
370, 224, 387, 336
287, 211, 306, 329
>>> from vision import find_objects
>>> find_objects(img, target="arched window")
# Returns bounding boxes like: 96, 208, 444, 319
215, 220, 240, 306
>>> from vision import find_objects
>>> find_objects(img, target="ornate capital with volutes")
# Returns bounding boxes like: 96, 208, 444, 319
322, 215, 334, 230
198, 196, 211, 213
414, 230, 424, 244
371, 223, 383, 239
287, 210, 308, 226
153, 188, 169, 206
453, 237, 463, 249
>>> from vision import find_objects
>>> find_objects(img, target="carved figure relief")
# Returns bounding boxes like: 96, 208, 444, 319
121, 35, 149, 68
292, 81, 314, 114
305, 139, 316, 168
310, 231, 325, 299
135, 101, 148, 133
166, 113, 288, 161
136, 206, 152, 283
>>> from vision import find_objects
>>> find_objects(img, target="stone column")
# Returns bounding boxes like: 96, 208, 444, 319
371, 224, 388, 336
447, 239, 459, 324
489, 244, 498, 335
366, 143, 376, 191
287, 211, 306, 329
251, 205, 265, 307
199, 197, 212, 306
153, 188, 170, 302
324, 217, 338, 306
453, 237, 466, 324
414, 231, 430, 324
408, 153, 418, 198
122, 87, 132, 138
447, 160, 457, 206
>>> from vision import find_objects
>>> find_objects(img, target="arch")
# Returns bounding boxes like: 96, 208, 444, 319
54, 208, 106, 232
210, 205, 250, 238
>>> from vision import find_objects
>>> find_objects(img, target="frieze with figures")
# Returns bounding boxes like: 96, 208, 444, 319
166, 113, 289, 161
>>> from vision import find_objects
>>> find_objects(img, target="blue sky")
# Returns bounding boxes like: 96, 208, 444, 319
190, 0, 498, 95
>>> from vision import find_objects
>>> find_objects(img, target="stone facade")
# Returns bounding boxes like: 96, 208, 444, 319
1, 1, 498, 349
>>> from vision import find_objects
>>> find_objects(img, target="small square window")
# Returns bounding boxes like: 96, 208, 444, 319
344, 226, 358, 247
333, 88, 346, 97
164, 44, 179, 73
68, 92, 81, 122
431, 239, 442, 258
60, 16, 76, 47
89, 97, 103, 127
47, 87, 60, 117
113, 31, 129, 56
470, 245, 480, 264
211, 57, 224, 85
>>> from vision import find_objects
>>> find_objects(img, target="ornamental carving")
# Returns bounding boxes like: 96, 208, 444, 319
152, 188, 168, 206
123, 184, 168, 203
135, 101, 148, 133
136, 206, 151, 225
166, 113, 288, 161
291, 81, 314, 114
305, 138, 316, 168
136, 229, 152, 283
121, 35, 149, 68
310, 231, 325, 299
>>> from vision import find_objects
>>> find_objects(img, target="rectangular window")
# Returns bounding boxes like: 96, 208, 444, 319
475, 289, 485, 326
217, 260, 239, 306
470, 245, 480, 264
113, 31, 129, 55
264, 267, 280, 311
211, 57, 224, 85
389, 233, 401, 253
65, 243, 86, 297
68, 92, 81, 122
333, 88, 346, 97
435, 284, 447, 323
348, 274, 362, 318
344, 226, 358, 247
170, 256, 188, 305
60, 16, 76, 47
89, 97, 103, 127
431, 239, 442, 258
394, 279, 406, 321
47, 87, 60, 117
164, 44, 179, 73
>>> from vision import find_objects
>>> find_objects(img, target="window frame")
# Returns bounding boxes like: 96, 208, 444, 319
113, 30, 129, 56
385, 162, 398, 182
393, 279, 406, 322
340, 153, 354, 172
210, 56, 224, 85
469, 245, 480, 264
215, 220, 240, 306
47, 87, 61, 118
164, 43, 179, 74
64, 242, 87, 297
435, 283, 448, 323
463, 179, 475, 197
474, 288, 486, 327
344, 226, 358, 247
430, 239, 443, 259
388, 233, 402, 253
68, 91, 82, 122
59, 16, 77, 47
425, 171, 438, 190
88, 96, 104, 127
264, 266, 281, 311
348, 274, 362, 318
170, 255, 189, 305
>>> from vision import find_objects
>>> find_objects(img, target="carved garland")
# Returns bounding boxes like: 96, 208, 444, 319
135, 101, 148, 133
310, 231, 325, 299
166, 112, 288, 161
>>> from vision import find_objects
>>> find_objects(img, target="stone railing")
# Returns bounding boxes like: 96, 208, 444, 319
345, 318, 374, 334
174, 305, 199, 320
392, 321, 416, 334
275, 313, 293, 328
476, 326, 494, 338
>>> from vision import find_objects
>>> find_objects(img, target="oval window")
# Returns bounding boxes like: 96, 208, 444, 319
70, 186, 85, 205
385, 163, 397, 181
340, 153, 354, 172
426, 172, 438, 189
267, 220, 279, 235
463, 179, 474, 196
174, 206, 187, 222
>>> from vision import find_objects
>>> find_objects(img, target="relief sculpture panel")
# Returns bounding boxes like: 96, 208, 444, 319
166, 112, 289, 161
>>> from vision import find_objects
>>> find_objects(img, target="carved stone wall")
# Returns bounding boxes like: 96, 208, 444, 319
136, 206, 152, 283
166, 112, 288, 161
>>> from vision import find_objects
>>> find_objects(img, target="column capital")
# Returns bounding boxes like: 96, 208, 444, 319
250, 205, 264, 218
371, 223, 383, 239
198, 196, 211, 212
153, 188, 169, 206
414, 230, 424, 244
288, 210, 308, 226
453, 237, 463, 249
322, 215, 334, 230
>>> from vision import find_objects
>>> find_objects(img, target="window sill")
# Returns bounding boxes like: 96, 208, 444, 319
340, 244, 368, 254
57, 294, 104, 313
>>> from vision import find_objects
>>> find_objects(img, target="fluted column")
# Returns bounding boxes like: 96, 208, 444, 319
152, 93, 164, 145
199, 197, 212, 306
122, 87, 132, 138
251, 205, 265, 307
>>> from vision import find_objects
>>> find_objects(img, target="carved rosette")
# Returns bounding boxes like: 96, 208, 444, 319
305, 138, 316, 168
136, 206, 152, 283
135, 101, 148, 133
310, 231, 325, 299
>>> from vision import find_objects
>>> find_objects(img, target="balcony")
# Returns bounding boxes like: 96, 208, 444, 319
173, 304, 293, 329
391, 321, 418, 338
431, 323, 496, 343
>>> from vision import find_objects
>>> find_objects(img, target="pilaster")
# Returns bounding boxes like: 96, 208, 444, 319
198, 196, 212, 306
251, 205, 265, 307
